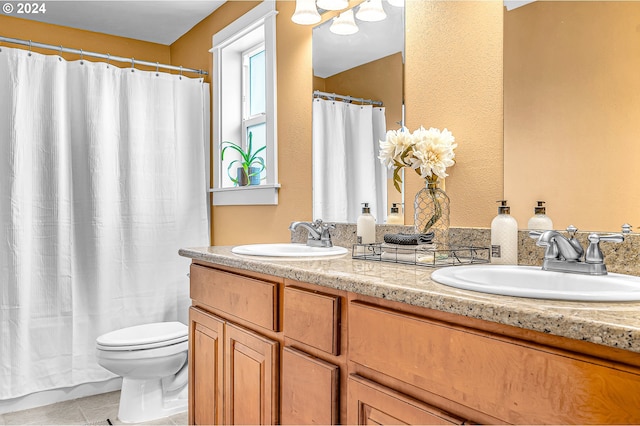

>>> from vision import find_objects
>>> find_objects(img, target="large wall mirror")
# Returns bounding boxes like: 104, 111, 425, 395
311, 0, 404, 224
504, 0, 640, 232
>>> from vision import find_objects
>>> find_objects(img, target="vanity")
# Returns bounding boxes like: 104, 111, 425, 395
179, 245, 640, 425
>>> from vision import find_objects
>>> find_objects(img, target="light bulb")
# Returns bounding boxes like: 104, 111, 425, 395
330, 9, 359, 35
291, 0, 321, 25
356, 0, 387, 22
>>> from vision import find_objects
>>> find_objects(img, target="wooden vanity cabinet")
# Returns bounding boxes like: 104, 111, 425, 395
188, 263, 281, 425
188, 261, 640, 425
281, 283, 346, 425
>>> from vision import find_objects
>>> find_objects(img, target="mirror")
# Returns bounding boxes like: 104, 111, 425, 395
504, 1, 640, 232
311, 1, 404, 224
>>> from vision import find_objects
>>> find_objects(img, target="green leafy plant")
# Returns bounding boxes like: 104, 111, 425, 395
221, 132, 266, 186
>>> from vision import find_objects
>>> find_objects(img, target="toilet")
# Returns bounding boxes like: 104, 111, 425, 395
96, 321, 189, 423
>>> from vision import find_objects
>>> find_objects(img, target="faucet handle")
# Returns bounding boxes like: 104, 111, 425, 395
585, 233, 624, 264
529, 230, 543, 239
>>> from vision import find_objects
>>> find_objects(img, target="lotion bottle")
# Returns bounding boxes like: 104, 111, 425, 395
491, 200, 518, 265
527, 201, 553, 231
386, 203, 404, 225
357, 202, 376, 244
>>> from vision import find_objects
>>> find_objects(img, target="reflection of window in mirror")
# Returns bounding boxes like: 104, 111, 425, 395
210, 1, 280, 206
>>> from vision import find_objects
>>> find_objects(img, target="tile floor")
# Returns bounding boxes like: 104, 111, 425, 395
0, 391, 187, 425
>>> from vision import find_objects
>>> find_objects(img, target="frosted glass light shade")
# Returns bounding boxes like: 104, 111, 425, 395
291, 0, 321, 25
388, 0, 404, 7
356, 0, 387, 22
330, 10, 359, 35
317, 0, 349, 11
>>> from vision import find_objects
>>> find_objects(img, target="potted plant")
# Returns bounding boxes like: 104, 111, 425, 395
221, 132, 266, 186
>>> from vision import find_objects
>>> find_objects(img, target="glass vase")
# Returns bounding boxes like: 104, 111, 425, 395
414, 179, 450, 248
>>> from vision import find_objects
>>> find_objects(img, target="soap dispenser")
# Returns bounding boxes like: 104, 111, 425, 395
357, 202, 376, 244
527, 201, 553, 231
386, 203, 404, 225
491, 200, 518, 265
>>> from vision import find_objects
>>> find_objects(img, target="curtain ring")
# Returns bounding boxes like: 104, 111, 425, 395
80, 49, 84, 64
131, 57, 135, 72
156, 62, 159, 77
106, 53, 110, 68
179, 65, 183, 80
28, 40, 32, 56
58, 45, 63, 61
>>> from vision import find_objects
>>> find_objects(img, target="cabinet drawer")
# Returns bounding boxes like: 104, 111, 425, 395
190, 264, 278, 331
284, 286, 340, 355
347, 374, 463, 425
281, 347, 339, 425
349, 301, 640, 424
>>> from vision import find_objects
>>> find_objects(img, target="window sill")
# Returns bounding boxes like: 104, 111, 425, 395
209, 184, 281, 206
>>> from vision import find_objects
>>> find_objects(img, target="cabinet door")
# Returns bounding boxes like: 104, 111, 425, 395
189, 307, 224, 425
347, 375, 464, 425
281, 346, 339, 425
225, 322, 279, 425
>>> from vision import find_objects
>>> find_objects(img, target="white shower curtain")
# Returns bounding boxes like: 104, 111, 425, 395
312, 98, 387, 223
0, 47, 210, 399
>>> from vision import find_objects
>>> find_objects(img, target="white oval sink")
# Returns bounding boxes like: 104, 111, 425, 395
431, 265, 640, 302
232, 243, 348, 258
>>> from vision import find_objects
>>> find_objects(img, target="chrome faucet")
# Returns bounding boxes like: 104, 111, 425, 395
289, 219, 336, 248
530, 225, 623, 275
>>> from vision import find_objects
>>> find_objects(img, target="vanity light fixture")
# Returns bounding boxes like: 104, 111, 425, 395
317, 0, 349, 11
387, 0, 405, 7
291, 0, 321, 25
330, 9, 359, 35
356, 0, 387, 22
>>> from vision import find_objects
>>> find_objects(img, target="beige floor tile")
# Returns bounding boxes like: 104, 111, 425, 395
76, 391, 121, 411
169, 411, 187, 426
0, 413, 6, 426
80, 403, 119, 425
1, 399, 86, 425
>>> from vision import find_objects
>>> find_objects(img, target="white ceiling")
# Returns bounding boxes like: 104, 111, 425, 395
313, 1, 404, 78
9, 1, 226, 45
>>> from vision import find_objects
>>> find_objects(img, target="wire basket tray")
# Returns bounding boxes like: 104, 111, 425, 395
352, 243, 490, 268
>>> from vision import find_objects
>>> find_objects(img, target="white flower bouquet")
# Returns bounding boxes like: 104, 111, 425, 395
379, 126, 457, 237
378, 126, 457, 192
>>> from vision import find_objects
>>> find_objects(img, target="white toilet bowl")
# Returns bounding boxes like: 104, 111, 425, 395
96, 322, 189, 424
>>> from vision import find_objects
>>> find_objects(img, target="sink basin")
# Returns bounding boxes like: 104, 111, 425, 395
431, 265, 640, 302
231, 243, 348, 258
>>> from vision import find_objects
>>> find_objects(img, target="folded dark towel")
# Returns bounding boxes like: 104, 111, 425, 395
383, 232, 434, 245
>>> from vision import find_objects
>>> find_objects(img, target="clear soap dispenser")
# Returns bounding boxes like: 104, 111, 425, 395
527, 201, 553, 231
386, 203, 404, 225
357, 202, 376, 244
491, 200, 518, 265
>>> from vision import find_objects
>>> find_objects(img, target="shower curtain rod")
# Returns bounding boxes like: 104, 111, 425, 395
0, 36, 208, 76
313, 90, 383, 107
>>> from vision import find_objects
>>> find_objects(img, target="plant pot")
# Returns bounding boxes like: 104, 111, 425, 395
236, 167, 262, 186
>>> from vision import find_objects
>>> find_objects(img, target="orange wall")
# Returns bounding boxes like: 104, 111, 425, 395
504, 1, 640, 232
405, 1, 504, 228
0, 15, 170, 68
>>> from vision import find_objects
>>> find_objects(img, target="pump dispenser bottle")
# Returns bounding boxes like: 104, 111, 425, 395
386, 203, 404, 225
357, 202, 376, 244
490, 200, 518, 265
527, 201, 553, 231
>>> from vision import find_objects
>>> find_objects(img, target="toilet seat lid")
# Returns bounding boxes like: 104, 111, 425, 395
96, 322, 188, 349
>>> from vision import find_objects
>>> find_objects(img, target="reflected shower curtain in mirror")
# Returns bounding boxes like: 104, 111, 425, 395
0, 47, 210, 399
312, 98, 387, 223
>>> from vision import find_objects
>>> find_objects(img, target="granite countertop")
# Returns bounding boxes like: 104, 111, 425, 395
179, 246, 640, 354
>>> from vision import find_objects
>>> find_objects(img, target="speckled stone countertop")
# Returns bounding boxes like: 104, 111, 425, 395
179, 243, 640, 354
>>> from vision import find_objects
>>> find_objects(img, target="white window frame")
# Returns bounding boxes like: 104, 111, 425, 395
209, 1, 279, 206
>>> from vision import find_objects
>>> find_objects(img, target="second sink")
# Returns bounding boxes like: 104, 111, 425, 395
431, 265, 640, 302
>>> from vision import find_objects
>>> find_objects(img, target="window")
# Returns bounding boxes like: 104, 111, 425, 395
210, 2, 279, 205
